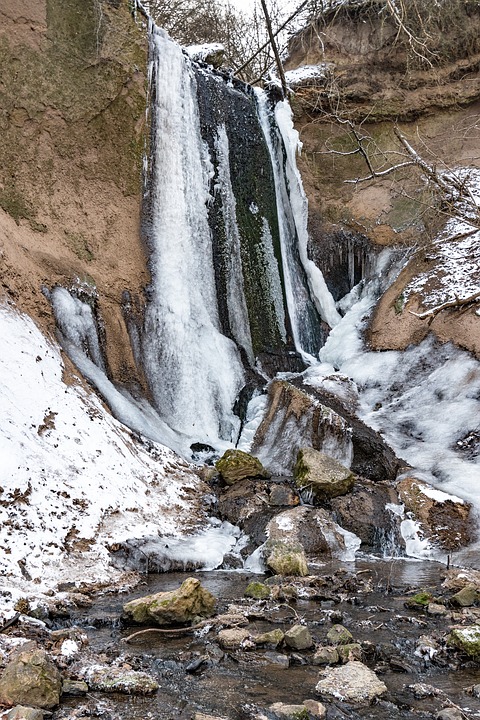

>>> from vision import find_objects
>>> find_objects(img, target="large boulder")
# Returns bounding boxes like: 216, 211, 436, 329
251, 380, 402, 480
122, 577, 216, 626
251, 381, 353, 476
397, 477, 472, 551
315, 660, 387, 705
215, 449, 270, 485
0, 649, 62, 710
293, 448, 355, 501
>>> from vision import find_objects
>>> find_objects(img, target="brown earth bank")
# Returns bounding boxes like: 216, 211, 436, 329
0, 0, 149, 388
285, 1, 480, 357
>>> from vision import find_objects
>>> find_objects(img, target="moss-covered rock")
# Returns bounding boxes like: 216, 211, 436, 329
269, 703, 310, 720
0, 649, 62, 710
215, 449, 270, 485
326, 624, 353, 645
265, 539, 309, 577
122, 577, 216, 626
337, 643, 363, 663
244, 581, 271, 600
448, 625, 480, 659
293, 448, 355, 501
313, 646, 339, 665
254, 629, 285, 647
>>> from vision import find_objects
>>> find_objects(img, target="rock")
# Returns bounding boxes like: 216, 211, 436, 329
265, 505, 360, 568
315, 660, 388, 705
427, 603, 448, 616
254, 629, 284, 647
83, 666, 158, 694
264, 651, 290, 668
194, 714, 228, 720
472, 684, 480, 698
269, 483, 300, 507
217, 628, 252, 650
265, 540, 309, 577
0, 648, 62, 710
3, 707, 44, 720
443, 568, 480, 592
122, 577, 216, 625
436, 710, 464, 720
337, 643, 362, 663
244, 581, 271, 600
269, 702, 309, 719
302, 699, 326, 719
313, 646, 339, 665
215, 449, 270, 485
61, 679, 88, 695
450, 585, 479, 607
215, 612, 248, 628
284, 624, 314, 651
448, 625, 480, 659
397, 477, 472, 551
251, 381, 353, 476
251, 380, 402, 480
293, 448, 355, 501
326, 624, 353, 645
330, 480, 401, 548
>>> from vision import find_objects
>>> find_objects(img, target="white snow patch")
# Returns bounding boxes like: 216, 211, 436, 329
61, 639, 79, 658
0, 304, 205, 606
285, 64, 332, 87
185, 43, 224, 64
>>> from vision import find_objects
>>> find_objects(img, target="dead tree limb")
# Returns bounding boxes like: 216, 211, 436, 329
409, 290, 480, 321
260, 0, 288, 97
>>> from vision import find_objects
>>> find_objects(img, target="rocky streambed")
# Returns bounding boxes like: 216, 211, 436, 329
1, 561, 480, 720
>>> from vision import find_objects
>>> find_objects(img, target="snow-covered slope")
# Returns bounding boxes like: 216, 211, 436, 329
0, 303, 207, 605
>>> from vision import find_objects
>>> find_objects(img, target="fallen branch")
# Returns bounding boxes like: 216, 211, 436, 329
122, 618, 212, 643
0, 612, 21, 634
409, 289, 480, 320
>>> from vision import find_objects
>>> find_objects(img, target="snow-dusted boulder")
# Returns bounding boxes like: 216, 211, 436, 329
397, 477, 472, 551
315, 660, 387, 705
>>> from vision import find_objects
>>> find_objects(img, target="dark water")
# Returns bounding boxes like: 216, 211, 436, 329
58, 559, 480, 720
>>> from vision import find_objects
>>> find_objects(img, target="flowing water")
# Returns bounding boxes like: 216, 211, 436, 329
57, 561, 480, 720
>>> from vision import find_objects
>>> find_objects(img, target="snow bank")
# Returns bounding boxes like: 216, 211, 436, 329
0, 303, 205, 605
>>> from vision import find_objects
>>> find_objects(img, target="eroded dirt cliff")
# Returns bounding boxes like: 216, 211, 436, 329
285, 1, 480, 356
0, 0, 149, 387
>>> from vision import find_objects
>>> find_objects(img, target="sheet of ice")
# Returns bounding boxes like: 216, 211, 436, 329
185, 43, 224, 63
255, 89, 328, 360
302, 253, 480, 535
0, 304, 204, 603
142, 26, 244, 446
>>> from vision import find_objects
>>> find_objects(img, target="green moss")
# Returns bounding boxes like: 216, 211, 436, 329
394, 293, 405, 315
65, 230, 94, 261
406, 590, 434, 608
0, 187, 34, 224
244, 581, 271, 600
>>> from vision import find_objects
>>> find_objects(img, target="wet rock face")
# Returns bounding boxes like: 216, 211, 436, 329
122, 577, 216, 626
0, 648, 62, 709
251, 381, 353, 476
397, 477, 473, 551
330, 479, 401, 549
252, 379, 402, 481
293, 448, 355, 501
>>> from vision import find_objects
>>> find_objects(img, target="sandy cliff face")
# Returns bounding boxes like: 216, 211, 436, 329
285, 3, 480, 356
0, 0, 149, 387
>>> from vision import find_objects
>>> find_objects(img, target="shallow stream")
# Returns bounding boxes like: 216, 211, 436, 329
56, 559, 480, 720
